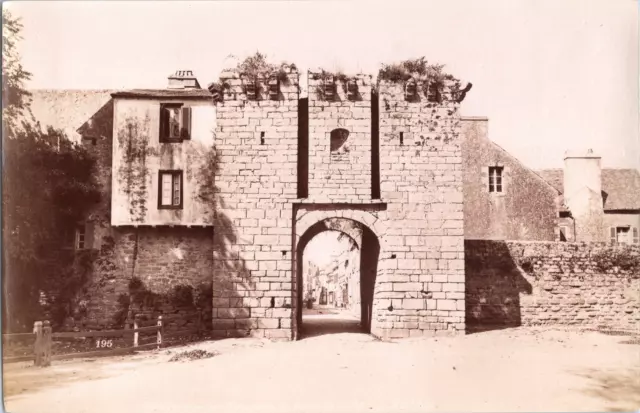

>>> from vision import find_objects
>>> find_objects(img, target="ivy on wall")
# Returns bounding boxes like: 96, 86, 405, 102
116, 114, 157, 223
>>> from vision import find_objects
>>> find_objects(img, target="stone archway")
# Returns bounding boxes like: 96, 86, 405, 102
293, 211, 383, 340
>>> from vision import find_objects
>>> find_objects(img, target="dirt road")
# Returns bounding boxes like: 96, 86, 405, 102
4, 326, 639, 413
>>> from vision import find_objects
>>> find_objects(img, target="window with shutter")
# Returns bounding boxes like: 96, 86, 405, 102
616, 227, 631, 244
159, 103, 186, 142
610, 227, 617, 245
158, 170, 183, 209
633, 227, 639, 244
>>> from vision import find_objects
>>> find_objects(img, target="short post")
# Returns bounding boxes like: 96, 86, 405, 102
133, 315, 139, 348
42, 321, 52, 367
156, 315, 163, 350
33, 321, 43, 367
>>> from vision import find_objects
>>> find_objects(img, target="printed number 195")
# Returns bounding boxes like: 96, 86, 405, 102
96, 339, 113, 348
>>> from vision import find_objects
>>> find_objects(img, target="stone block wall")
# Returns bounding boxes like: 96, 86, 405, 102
373, 80, 465, 338
74, 227, 213, 332
212, 69, 300, 340
466, 240, 640, 330
307, 73, 373, 201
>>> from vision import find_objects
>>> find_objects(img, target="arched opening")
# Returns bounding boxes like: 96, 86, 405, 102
329, 128, 349, 153
295, 217, 380, 339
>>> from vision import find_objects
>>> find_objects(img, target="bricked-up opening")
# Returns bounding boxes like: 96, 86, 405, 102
295, 218, 380, 339
371, 91, 380, 199
297, 98, 309, 198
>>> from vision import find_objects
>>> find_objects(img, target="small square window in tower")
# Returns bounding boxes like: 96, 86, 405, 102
323, 76, 336, 101
404, 79, 417, 102
346, 79, 358, 101
268, 75, 280, 100
488, 166, 504, 193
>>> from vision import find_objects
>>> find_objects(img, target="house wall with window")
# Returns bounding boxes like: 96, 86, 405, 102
605, 213, 640, 245
461, 117, 559, 240
110, 95, 216, 226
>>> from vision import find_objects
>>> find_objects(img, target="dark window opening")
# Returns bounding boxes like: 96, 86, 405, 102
260, 131, 265, 145
244, 78, 258, 100
488, 166, 504, 193
323, 78, 336, 101
160, 104, 191, 142
559, 226, 568, 242
346, 80, 358, 101
426, 81, 441, 102
404, 80, 417, 101
399, 131, 404, 146
330, 128, 349, 152
158, 170, 183, 209
268, 75, 279, 100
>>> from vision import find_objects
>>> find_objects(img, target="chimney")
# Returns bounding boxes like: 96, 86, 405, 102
563, 148, 602, 212
167, 70, 201, 89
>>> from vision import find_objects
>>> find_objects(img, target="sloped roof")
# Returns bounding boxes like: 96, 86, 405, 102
111, 89, 212, 99
29, 89, 115, 143
537, 168, 640, 210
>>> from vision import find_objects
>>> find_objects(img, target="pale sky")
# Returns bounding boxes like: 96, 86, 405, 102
6, 0, 639, 169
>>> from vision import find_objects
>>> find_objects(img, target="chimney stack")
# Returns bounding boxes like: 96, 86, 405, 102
563, 148, 602, 215
168, 70, 201, 89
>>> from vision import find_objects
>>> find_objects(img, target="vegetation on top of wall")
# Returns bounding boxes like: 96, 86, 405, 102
378, 57, 471, 103
514, 245, 640, 281
592, 247, 640, 276
208, 52, 297, 102
237, 52, 296, 84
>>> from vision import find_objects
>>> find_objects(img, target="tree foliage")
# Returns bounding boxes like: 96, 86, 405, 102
2, 9, 33, 137
2, 9, 102, 331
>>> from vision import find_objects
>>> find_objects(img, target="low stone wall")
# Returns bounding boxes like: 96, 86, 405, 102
465, 240, 640, 331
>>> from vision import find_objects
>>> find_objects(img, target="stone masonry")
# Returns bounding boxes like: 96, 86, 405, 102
307, 73, 373, 201
466, 240, 640, 330
372, 80, 465, 338
212, 67, 300, 340
213, 69, 466, 340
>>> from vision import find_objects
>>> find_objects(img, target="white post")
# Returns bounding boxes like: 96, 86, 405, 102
156, 316, 163, 350
133, 315, 139, 348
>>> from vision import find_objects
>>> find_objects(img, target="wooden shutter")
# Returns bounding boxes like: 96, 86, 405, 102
181, 107, 191, 139
159, 105, 168, 142
85, 222, 94, 249
633, 227, 639, 244
609, 227, 616, 245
